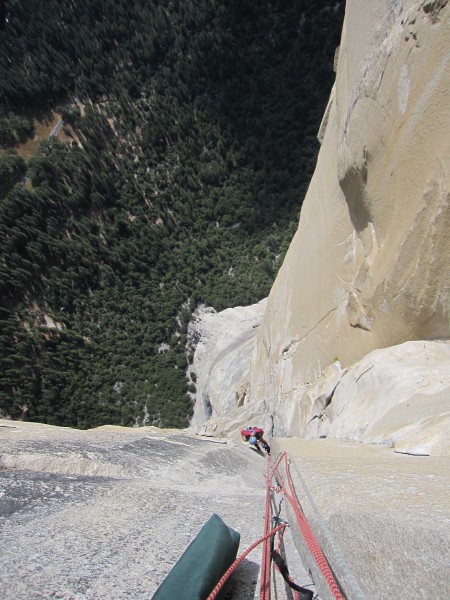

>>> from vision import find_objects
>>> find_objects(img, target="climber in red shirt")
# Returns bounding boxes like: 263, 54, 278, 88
240, 426, 271, 454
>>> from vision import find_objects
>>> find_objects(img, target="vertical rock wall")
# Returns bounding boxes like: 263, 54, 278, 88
249, 0, 450, 435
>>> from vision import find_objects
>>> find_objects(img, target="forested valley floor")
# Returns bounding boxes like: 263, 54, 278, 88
0, 0, 344, 428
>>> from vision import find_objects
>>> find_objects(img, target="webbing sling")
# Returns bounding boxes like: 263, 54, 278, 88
271, 549, 313, 600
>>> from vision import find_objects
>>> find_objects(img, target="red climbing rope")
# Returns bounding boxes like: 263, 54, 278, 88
260, 457, 276, 600
270, 452, 345, 600
211, 449, 344, 600
207, 523, 286, 600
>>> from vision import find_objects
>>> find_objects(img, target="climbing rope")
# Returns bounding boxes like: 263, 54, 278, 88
209, 448, 347, 600
260, 458, 274, 600
269, 452, 345, 600
207, 523, 286, 600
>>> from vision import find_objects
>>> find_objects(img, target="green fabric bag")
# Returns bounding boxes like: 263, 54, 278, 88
152, 513, 241, 600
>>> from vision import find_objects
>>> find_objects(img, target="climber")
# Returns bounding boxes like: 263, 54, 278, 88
240, 426, 271, 454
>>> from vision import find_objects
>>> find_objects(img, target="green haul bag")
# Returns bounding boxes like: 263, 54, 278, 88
152, 513, 240, 600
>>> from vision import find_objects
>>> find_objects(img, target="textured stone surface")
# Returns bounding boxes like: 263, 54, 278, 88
2, 425, 447, 600
192, 337, 450, 456
325, 340, 450, 455
0, 421, 308, 600
247, 0, 450, 440
269, 340, 450, 456
271, 437, 450, 600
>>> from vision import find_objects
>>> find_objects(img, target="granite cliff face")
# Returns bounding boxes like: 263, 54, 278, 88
191, 0, 450, 455
251, 0, 450, 400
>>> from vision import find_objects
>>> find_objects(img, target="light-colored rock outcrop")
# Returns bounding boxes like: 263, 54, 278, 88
244, 0, 450, 445
193, 337, 450, 456
284, 340, 450, 456
188, 300, 267, 426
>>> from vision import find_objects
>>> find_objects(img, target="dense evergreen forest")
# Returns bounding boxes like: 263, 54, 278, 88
0, 0, 345, 428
